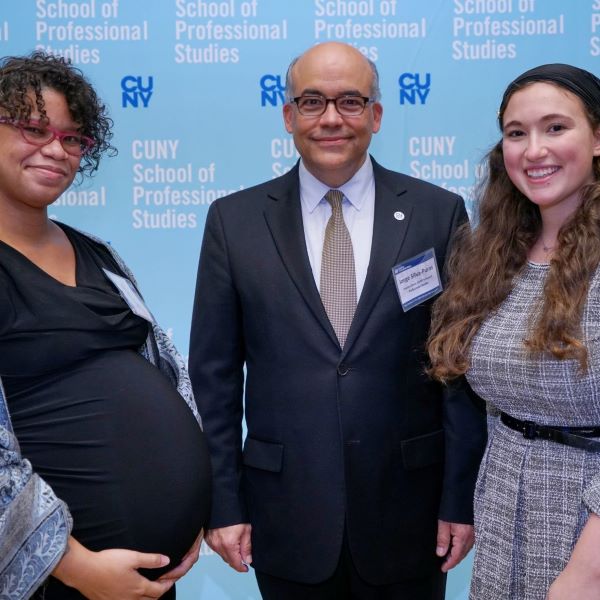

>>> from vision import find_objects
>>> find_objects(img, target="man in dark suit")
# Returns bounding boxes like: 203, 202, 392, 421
189, 41, 486, 599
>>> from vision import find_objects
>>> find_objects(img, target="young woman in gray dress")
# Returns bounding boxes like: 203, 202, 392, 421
428, 64, 600, 600
0, 52, 211, 599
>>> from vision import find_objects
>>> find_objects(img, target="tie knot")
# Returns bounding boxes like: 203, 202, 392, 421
325, 189, 344, 212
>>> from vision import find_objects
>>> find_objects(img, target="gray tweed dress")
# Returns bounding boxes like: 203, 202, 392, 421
466, 262, 600, 600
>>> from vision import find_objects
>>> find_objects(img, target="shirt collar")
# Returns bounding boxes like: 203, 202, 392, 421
299, 155, 374, 214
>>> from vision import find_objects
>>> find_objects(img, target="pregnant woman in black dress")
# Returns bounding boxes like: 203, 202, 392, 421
0, 52, 210, 599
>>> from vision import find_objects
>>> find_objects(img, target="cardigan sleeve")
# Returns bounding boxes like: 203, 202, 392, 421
0, 382, 72, 600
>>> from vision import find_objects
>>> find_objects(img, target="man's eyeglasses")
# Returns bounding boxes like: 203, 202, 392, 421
0, 116, 95, 157
291, 95, 373, 117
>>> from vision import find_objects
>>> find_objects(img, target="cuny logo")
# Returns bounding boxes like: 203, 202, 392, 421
260, 74, 285, 107
398, 73, 431, 105
121, 76, 154, 108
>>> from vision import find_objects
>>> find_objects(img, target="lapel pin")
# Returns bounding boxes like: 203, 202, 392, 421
394, 211, 405, 221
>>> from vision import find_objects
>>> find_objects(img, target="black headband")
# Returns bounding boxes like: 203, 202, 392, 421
498, 63, 600, 129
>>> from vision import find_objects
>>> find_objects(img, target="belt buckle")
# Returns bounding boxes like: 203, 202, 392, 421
522, 420, 537, 440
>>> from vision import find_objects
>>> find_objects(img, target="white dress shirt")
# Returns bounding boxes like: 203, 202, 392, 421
298, 156, 375, 301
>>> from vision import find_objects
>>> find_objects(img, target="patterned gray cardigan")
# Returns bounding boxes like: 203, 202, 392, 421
0, 229, 201, 600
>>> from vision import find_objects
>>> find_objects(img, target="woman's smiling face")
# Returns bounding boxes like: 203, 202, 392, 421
501, 81, 600, 219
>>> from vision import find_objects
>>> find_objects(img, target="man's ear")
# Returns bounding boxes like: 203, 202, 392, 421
283, 102, 294, 134
371, 102, 383, 134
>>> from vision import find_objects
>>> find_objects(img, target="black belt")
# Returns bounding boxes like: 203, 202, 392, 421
500, 412, 600, 452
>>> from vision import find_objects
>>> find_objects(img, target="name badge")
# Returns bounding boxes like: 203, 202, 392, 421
392, 248, 443, 312
103, 268, 155, 323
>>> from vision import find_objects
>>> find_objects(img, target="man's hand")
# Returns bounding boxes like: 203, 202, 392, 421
158, 530, 203, 583
436, 520, 474, 572
205, 524, 252, 572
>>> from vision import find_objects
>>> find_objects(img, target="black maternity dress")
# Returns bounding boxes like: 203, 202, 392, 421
0, 223, 211, 599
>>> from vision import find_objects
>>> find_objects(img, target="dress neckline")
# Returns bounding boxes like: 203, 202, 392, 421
526, 260, 551, 269
0, 221, 79, 288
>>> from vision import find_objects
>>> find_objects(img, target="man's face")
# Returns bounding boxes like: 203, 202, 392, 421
283, 43, 382, 188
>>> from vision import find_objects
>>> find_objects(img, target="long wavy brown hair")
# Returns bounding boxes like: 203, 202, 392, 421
428, 80, 600, 383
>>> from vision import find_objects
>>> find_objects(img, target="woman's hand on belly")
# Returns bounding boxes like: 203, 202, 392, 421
157, 530, 203, 584
52, 536, 175, 599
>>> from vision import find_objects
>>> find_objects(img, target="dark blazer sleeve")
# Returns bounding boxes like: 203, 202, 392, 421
437, 200, 487, 524
439, 378, 487, 523
189, 200, 247, 528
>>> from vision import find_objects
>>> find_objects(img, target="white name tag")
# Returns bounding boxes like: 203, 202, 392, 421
102, 268, 155, 323
392, 248, 443, 312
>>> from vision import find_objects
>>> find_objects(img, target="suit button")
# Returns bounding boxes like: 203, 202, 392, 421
337, 364, 349, 376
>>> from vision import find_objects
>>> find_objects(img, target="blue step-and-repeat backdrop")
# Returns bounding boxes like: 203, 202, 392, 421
3, 2, 599, 598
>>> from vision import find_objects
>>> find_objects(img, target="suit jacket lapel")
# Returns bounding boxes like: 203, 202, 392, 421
263, 166, 339, 347
342, 160, 412, 356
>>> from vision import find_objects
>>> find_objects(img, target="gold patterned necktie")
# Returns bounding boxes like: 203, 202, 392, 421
320, 189, 357, 348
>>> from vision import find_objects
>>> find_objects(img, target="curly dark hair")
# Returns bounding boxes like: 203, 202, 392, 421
0, 50, 116, 176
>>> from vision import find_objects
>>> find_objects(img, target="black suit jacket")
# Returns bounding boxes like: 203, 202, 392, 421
189, 158, 486, 585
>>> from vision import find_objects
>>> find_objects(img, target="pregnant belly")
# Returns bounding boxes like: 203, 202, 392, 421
10, 350, 211, 573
